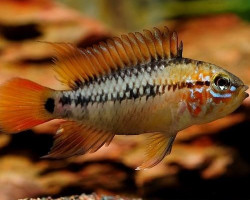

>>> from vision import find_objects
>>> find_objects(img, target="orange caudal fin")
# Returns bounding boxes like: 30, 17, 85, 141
0, 78, 55, 133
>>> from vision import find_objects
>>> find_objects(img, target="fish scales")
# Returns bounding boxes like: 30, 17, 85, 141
0, 27, 248, 169
54, 58, 213, 135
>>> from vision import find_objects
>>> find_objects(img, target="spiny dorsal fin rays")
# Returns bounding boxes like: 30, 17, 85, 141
92, 44, 111, 73
134, 32, 151, 63
113, 37, 131, 66
51, 26, 182, 89
162, 26, 171, 58
170, 31, 178, 57
153, 27, 164, 59
178, 40, 183, 58
120, 34, 138, 66
51, 43, 90, 88
106, 39, 125, 69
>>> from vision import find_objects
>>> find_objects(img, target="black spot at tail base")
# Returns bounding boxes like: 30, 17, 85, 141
45, 98, 55, 113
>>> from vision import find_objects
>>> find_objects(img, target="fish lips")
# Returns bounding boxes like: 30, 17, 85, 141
242, 85, 249, 98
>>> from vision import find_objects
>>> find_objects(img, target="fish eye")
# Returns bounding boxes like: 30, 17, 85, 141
213, 74, 231, 91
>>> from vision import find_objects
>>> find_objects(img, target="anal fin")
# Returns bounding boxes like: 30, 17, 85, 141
44, 121, 115, 159
136, 133, 176, 170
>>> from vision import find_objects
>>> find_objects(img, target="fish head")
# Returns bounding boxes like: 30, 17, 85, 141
202, 64, 248, 121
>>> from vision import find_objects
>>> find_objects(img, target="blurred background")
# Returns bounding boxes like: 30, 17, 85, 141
0, 0, 250, 199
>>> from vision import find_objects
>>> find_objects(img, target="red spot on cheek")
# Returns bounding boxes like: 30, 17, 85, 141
187, 103, 202, 116
186, 87, 206, 117
194, 91, 204, 104
193, 106, 202, 116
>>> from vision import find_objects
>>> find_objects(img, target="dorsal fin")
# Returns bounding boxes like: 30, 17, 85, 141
51, 27, 183, 89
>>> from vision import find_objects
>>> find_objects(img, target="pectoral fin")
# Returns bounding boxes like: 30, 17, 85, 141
43, 121, 115, 159
136, 133, 176, 170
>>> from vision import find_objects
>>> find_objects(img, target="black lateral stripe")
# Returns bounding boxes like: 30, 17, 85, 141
195, 81, 204, 86
186, 82, 193, 88
162, 85, 166, 92
195, 81, 211, 86
59, 95, 72, 106
205, 81, 210, 86
59, 80, 211, 107
173, 84, 177, 91
132, 88, 140, 99
156, 85, 160, 94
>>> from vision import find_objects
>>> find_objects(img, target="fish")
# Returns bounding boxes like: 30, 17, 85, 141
0, 27, 248, 170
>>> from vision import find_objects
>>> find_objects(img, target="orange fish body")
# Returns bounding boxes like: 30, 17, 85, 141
0, 27, 248, 169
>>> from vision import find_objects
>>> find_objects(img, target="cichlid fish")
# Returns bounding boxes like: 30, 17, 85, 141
0, 27, 248, 169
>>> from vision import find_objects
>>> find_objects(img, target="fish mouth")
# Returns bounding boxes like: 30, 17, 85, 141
242, 85, 249, 98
